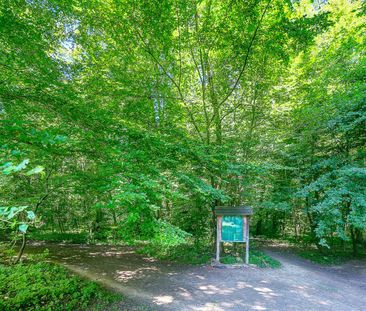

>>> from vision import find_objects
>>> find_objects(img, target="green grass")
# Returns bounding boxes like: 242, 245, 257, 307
220, 250, 281, 268
219, 242, 281, 268
297, 249, 366, 265
249, 250, 281, 268
0, 262, 121, 311
254, 237, 366, 266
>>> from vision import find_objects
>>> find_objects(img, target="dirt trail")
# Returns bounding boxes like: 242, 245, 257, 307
26, 243, 366, 311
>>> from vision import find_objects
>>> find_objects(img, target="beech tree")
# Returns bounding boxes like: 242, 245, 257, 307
0, 0, 365, 253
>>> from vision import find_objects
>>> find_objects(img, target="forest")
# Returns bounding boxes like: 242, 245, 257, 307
0, 0, 365, 310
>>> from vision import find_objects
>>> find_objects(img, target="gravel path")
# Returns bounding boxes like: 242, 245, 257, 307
26, 243, 366, 311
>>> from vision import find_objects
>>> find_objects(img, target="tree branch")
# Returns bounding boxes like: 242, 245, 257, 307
217, 0, 272, 107
133, 25, 205, 142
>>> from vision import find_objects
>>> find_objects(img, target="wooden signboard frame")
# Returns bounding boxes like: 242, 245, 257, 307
214, 206, 253, 264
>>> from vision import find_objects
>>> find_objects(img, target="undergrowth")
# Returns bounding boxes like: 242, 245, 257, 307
220, 250, 281, 268
0, 262, 121, 311
255, 237, 366, 266
297, 249, 366, 265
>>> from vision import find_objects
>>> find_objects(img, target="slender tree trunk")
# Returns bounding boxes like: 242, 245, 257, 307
14, 233, 26, 264
350, 227, 358, 256
256, 219, 262, 236
112, 210, 117, 226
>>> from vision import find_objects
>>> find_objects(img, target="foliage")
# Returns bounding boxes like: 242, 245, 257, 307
258, 237, 366, 266
252, 0, 366, 255
151, 220, 192, 246
0, 0, 365, 265
0, 262, 120, 311
297, 249, 366, 265
0, 153, 45, 263
0, 157, 42, 236
0, 206, 36, 236
136, 220, 212, 264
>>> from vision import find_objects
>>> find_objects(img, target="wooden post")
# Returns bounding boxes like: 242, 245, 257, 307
245, 216, 249, 264
216, 216, 222, 262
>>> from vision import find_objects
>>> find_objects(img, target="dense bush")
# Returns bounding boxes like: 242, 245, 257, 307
152, 220, 192, 246
0, 262, 119, 310
136, 220, 213, 264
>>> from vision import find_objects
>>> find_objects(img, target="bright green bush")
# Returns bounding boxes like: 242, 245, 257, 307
136, 220, 213, 264
0, 262, 120, 310
152, 220, 192, 246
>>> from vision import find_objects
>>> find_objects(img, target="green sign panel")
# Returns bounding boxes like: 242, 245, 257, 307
221, 216, 244, 241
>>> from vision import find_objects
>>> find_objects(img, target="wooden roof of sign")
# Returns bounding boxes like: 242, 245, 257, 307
214, 206, 253, 216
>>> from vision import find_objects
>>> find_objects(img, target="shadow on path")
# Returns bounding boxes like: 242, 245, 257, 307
26, 243, 366, 311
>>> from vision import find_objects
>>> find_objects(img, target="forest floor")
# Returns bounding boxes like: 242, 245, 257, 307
26, 243, 366, 311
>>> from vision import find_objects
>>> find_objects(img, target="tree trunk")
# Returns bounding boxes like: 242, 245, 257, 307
350, 227, 358, 256
14, 233, 26, 264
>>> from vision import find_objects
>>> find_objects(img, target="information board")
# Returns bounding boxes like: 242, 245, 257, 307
221, 216, 244, 242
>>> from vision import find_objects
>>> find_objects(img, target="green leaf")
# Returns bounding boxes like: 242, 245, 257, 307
5, 206, 28, 219
0, 206, 8, 216
0, 162, 12, 169
7, 207, 17, 219
27, 211, 36, 220
25, 166, 44, 176
18, 223, 28, 233
14, 159, 29, 172
2, 165, 16, 175
11, 150, 21, 155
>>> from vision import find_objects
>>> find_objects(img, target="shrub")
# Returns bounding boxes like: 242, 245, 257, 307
0, 262, 120, 310
136, 220, 213, 265
152, 220, 192, 246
